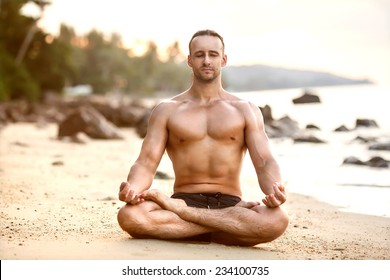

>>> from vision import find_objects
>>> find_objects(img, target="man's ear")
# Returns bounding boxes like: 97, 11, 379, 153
187, 55, 192, 67
222, 54, 227, 67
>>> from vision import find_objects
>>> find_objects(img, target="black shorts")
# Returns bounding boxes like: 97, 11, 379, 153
171, 192, 241, 209
170, 192, 241, 242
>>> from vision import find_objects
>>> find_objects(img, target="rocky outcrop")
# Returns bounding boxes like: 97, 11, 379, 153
58, 106, 124, 140
355, 119, 379, 128
306, 124, 320, 130
334, 125, 350, 132
259, 105, 273, 124
343, 156, 389, 168
293, 135, 326, 144
369, 141, 390, 151
292, 90, 321, 104
266, 116, 301, 138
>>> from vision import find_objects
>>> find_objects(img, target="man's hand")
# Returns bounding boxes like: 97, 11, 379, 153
118, 182, 144, 204
262, 182, 286, 208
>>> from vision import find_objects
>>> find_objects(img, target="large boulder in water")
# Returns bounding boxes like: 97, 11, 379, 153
267, 116, 300, 138
365, 156, 389, 168
342, 156, 389, 168
355, 118, 379, 128
292, 90, 321, 104
293, 134, 326, 143
259, 105, 273, 125
369, 141, 390, 151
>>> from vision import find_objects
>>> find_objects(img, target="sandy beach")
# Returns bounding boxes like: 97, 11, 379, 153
1, 122, 389, 260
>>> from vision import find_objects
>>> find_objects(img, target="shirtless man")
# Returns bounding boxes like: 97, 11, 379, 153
117, 30, 288, 246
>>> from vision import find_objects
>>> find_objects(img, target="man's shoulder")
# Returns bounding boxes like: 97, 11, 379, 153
223, 93, 258, 111
154, 93, 184, 108
151, 92, 188, 116
223, 94, 263, 124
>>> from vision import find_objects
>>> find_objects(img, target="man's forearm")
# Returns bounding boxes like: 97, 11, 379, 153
126, 162, 155, 193
257, 158, 282, 195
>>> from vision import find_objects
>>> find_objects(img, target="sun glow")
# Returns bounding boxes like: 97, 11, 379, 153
35, 0, 390, 86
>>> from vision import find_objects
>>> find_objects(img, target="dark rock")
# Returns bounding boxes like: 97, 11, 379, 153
118, 105, 146, 127
306, 124, 320, 130
343, 156, 365, 166
259, 105, 273, 124
86, 101, 121, 126
343, 156, 389, 168
90, 101, 147, 127
334, 125, 350, 132
292, 90, 321, 104
58, 106, 124, 140
351, 136, 377, 143
293, 135, 326, 143
355, 119, 379, 128
368, 142, 390, 151
268, 116, 300, 138
365, 156, 389, 168
154, 171, 172, 180
100, 196, 117, 201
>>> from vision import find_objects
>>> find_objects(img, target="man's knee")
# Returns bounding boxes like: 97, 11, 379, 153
274, 208, 289, 235
250, 206, 289, 243
117, 204, 151, 238
263, 207, 289, 242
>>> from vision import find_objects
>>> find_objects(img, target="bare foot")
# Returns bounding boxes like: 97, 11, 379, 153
235, 201, 261, 209
141, 189, 187, 212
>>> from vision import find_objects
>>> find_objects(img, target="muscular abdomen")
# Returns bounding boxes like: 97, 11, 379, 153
167, 136, 246, 196
165, 99, 247, 196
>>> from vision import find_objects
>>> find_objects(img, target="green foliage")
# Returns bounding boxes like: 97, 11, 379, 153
75, 30, 132, 94
0, 0, 192, 101
0, 44, 39, 101
0, 0, 37, 101
0, 0, 62, 101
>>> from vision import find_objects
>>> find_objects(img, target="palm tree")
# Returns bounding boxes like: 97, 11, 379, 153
15, 0, 50, 65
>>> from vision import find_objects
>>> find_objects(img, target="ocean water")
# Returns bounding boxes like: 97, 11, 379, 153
235, 84, 390, 218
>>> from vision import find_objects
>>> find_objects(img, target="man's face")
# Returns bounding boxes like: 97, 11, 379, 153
188, 35, 227, 82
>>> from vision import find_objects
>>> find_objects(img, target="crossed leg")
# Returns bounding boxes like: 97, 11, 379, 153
117, 189, 289, 246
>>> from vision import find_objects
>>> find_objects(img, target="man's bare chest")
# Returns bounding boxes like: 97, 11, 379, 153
167, 102, 245, 141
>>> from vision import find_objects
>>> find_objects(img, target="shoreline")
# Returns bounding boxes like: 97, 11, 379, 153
0, 123, 389, 259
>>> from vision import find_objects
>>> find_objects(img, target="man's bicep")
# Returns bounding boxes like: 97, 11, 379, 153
245, 104, 273, 164
244, 102, 282, 194
244, 103, 267, 143
137, 105, 169, 168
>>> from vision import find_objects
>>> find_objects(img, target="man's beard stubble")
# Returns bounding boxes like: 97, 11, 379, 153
193, 68, 220, 83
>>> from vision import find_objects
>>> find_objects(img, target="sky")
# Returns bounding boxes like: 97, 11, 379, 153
23, 0, 390, 86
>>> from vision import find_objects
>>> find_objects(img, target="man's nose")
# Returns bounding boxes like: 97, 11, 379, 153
203, 55, 211, 65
